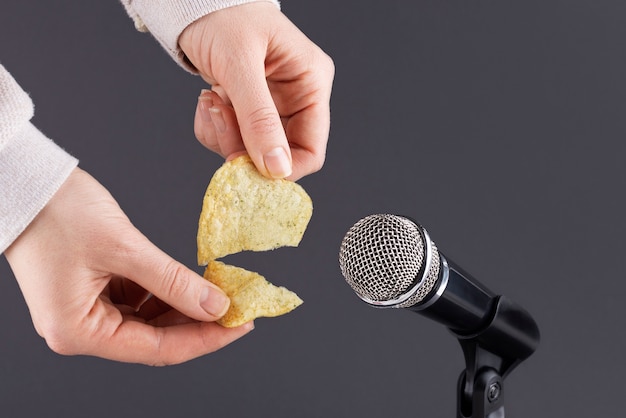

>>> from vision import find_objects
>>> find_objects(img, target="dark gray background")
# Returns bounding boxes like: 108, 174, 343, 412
1, 1, 625, 416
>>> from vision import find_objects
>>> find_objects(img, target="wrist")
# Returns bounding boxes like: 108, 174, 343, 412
122, 0, 281, 73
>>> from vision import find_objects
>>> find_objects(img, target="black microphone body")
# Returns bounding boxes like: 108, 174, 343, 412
416, 253, 538, 364
413, 255, 496, 335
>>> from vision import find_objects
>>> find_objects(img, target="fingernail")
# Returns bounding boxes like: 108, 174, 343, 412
200, 287, 230, 317
209, 107, 226, 133
198, 96, 213, 123
263, 147, 292, 178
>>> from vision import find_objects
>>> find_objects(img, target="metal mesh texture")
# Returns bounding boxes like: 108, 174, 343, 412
339, 214, 440, 307
396, 242, 440, 308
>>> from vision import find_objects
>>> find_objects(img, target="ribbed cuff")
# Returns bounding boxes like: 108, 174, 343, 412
0, 122, 78, 253
121, 0, 281, 72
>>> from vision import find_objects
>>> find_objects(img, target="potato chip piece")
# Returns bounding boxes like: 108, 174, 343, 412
204, 260, 303, 328
197, 155, 313, 265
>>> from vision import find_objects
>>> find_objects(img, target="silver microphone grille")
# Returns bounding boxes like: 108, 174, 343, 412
338, 214, 441, 308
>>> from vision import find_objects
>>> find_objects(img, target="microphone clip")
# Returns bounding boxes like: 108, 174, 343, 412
452, 295, 540, 418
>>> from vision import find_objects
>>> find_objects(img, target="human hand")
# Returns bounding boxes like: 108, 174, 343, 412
4, 168, 253, 365
179, 2, 335, 181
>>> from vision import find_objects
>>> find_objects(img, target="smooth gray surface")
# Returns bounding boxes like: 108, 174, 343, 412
1, 1, 625, 416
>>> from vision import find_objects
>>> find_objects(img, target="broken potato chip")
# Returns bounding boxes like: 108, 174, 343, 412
197, 155, 313, 265
204, 261, 303, 328
196, 155, 310, 326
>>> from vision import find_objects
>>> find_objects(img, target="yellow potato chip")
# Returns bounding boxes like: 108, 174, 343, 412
197, 155, 313, 265
204, 260, 303, 328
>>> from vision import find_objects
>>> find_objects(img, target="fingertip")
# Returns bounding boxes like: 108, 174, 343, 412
200, 285, 230, 318
263, 146, 293, 179
194, 96, 212, 147
197, 96, 214, 124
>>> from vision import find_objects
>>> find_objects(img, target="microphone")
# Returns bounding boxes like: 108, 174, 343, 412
339, 214, 540, 418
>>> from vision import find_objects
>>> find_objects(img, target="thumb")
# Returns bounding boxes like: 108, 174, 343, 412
116, 238, 230, 322
222, 59, 292, 179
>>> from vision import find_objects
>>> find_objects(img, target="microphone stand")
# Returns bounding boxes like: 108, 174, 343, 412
452, 296, 540, 418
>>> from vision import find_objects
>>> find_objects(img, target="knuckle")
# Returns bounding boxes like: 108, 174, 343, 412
46, 339, 76, 356
159, 260, 191, 300
296, 149, 326, 177
306, 49, 334, 82
200, 322, 222, 353
246, 107, 282, 137
148, 329, 169, 367
38, 323, 79, 356
321, 52, 335, 76
309, 152, 326, 174
38, 308, 112, 357
147, 329, 184, 367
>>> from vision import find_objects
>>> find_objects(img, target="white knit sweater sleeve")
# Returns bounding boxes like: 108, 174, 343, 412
119, 0, 281, 71
0, 65, 78, 253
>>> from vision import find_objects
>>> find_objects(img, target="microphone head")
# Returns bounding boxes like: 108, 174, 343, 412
339, 214, 441, 308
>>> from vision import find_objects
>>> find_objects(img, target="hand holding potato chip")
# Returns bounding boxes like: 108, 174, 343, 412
182, 2, 334, 180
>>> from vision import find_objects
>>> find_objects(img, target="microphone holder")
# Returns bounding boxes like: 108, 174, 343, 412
451, 295, 540, 418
